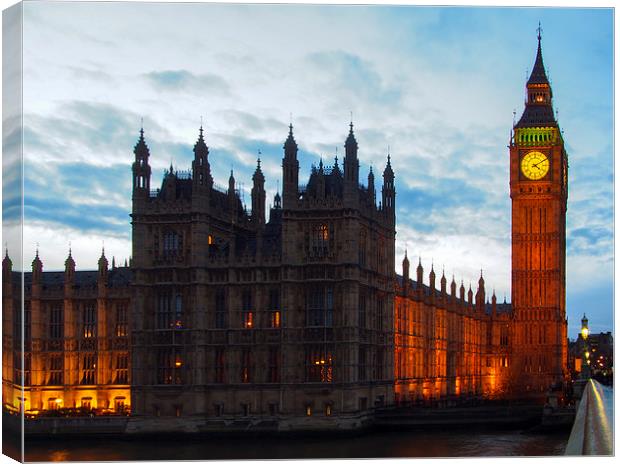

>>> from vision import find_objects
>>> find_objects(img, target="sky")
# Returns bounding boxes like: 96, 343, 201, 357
1, 2, 614, 337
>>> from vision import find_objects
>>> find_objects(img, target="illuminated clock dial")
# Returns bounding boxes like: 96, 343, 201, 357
521, 151, 549, 180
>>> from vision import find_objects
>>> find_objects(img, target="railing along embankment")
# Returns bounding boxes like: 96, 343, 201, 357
565, 379, 613, 455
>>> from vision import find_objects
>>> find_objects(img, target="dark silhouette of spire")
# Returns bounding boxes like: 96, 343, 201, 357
527, 22, 549, 86
515, 24, 557, 128
133, 126, 151, 194
282, 123, 299, 208
134, 127, 150, 157
345, 121, 358, 152
402, 249, 410, 282
284, 123, 298, 157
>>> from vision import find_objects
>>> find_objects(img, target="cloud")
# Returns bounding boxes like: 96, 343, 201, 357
306, 51, 402, 106
15, 3, 613, 332
143, 70, 230, 95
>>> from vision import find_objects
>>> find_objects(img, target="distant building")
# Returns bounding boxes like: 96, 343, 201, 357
568, 314, 613, 379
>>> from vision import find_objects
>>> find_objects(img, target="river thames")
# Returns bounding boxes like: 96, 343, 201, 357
22, 428, 570, 461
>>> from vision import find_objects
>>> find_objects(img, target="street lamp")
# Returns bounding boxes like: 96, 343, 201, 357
580, 314, 591, 380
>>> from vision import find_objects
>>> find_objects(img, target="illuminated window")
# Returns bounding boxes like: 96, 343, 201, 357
81, 398, 92, 410
82, 303, 96, 338
175, 405, 182, 417
115, 354, 129, 384
270, 289, 281, 328
305, 345, 333, 383
310, 223, 330, 256
325, 404, 332, 416
242, 290, 253, 328
48, 398, 61, 411
49, 355, 63, 385
114, 398, 126, 413
243, 311, 254, 329
157, 348, 183, 385
81, 354, 96, 385
115, 303, 128, 337
500, 326, 509, 346
174, 294, 183, 328
241, 349, 251, 383
208, 235, 213, 245
270, 311, 281, 328
305, 405, 312, 416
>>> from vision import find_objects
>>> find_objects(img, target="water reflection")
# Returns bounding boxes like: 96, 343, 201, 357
26, 428, 569, 461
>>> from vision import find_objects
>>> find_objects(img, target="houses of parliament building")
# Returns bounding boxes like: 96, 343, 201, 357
2, 34, 569, 431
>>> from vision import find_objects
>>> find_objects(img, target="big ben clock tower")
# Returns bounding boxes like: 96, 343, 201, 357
510, 28, 568, 395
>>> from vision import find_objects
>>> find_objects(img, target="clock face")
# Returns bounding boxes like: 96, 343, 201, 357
521, 151, 549, 180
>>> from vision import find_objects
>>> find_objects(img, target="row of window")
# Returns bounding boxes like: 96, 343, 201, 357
155, 346, 335, 385
47, 397, 127, 413
152, 346, 386, 385
15, 353, 130, 386
156, 287, 340, 330
14, 303, 129, 342
156, 347, 281, 385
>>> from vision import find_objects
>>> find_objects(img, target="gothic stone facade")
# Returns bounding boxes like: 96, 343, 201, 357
2, 252, 131, 415
2, 35, 568, 427
128, 122, 396, 428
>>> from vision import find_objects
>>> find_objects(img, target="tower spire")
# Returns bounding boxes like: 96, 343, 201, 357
515, 25, 556, 129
